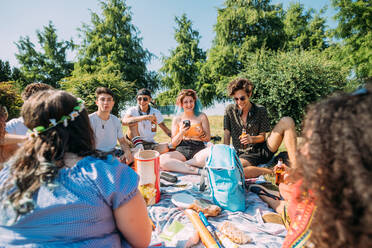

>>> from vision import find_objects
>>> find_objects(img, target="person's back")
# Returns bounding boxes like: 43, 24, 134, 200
0, 90, 151, 247
0, 155, 137, 247
283, 85, 372, 248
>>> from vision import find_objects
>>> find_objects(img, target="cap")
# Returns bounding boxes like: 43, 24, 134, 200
136, 88, 152, 98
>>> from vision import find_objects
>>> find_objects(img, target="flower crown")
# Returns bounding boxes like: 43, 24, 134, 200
28, 98, 85, 138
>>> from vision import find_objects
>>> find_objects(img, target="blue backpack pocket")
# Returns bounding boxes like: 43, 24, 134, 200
205, 144, 246, 212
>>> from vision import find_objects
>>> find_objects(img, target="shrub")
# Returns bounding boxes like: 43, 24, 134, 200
239, 49, 348, 129
0, 81, 23, 119
61, 70, 134, 116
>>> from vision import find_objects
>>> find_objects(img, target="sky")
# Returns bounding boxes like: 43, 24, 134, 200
1, 0, 336, 72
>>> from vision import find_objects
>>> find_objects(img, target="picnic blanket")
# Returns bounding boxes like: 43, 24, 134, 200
148, 173, 286, 248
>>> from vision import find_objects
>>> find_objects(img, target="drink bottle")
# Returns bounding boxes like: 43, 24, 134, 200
275, 158, 284, 185
240, 128, 247, 150
151, 114, 157, 132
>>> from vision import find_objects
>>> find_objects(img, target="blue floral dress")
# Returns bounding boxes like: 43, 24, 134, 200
0, 155, 139, 247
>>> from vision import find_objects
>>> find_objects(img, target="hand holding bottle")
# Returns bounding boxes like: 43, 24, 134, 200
239, 128, 252, 147
151, 114, 157, 132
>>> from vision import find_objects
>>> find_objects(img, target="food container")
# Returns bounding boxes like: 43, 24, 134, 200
134, 150, 161, 205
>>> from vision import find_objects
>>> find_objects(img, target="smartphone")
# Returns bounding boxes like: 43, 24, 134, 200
183, 120, 190, 128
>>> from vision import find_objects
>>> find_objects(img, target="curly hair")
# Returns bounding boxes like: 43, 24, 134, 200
296, 84, 372, 247
0, 90, 96, 217
21, 82, 54, 101
176, 89, 202, 116
227, 78, 254, 97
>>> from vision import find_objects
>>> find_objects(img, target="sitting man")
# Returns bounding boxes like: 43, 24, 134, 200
89, 87, 133, 164
122, 88, 171, 154
223, 78, 297, 178
6, 82, 54, 135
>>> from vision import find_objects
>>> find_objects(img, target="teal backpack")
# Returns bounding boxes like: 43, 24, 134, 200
204, 144, 246, 212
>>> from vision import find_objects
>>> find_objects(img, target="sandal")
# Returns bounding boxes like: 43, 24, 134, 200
262, 212, 285, 225
248, 184, 283, 201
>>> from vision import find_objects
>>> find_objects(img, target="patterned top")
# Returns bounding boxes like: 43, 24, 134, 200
224, 102, 271, 152
0, 155, 139, 247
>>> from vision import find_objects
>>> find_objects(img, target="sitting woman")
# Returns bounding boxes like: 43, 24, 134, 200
253, 85, 372, 248
0, 90, 151, 247
160, 89, 211, 174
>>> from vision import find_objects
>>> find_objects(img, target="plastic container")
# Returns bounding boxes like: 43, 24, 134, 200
134, 150, 161, 205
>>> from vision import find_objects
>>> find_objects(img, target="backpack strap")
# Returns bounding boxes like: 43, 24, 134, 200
199, 145, 215, 192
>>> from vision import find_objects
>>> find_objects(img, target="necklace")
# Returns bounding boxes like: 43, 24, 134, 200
101, 118, 108, 129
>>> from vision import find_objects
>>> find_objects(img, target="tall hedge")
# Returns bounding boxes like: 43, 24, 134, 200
239, 49, 348, 129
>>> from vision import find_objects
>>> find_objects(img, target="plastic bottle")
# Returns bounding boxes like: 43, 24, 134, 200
275, 158, 284, 185
151, 114, 157, 132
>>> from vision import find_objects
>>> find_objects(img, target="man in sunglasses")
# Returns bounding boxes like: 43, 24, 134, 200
224, 78, 297, 178
122, 88, 171, 154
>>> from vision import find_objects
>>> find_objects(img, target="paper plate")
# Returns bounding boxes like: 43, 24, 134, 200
171, 193, 195, 208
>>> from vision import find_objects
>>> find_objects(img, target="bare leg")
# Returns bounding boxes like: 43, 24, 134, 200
241, 158, 273, 178
126, 123, 140, 140
159, 151, 199, 174
266, 117, 297, 167
185, 147, 211, 168
154, 143, 169, 154
259, 195, 285, 214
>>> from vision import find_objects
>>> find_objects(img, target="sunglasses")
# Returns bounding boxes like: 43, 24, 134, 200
137, 96, 149, 102
234, 96, 246, 102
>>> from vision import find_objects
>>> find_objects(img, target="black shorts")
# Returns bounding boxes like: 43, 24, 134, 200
176, 140, 205, 160
238, 141, 275, 166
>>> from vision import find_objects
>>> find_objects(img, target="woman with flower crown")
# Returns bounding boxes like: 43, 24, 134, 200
0, 90, 151, 247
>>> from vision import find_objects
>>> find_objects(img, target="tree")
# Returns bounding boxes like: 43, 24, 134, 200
15, 21, 74, 88
157, 14, 206, 106
0, 60, 12, 82
332, 0, 372, 79
283, 3, 328, 50
199, 0, 285, 105
73, 0, 157, 96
